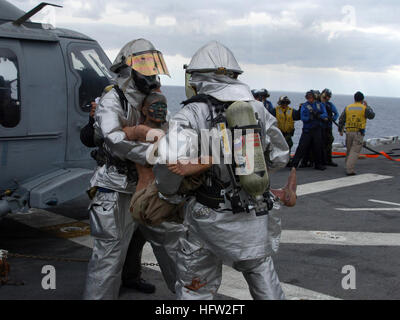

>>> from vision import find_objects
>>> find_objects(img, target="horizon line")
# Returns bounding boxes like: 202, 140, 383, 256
163, 85, 400, 99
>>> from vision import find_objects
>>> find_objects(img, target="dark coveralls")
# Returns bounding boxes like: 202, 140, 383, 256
321, 101, 339, 165
291, 101, 328, 168
80, 116, 146, 284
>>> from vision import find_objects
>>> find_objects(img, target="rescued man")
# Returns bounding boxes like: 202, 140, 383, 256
338, 91, 375, 176
124, 92, 219, 227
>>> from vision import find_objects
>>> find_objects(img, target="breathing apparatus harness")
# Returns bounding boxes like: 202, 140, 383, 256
181, 95, 273, 216
90, 85, 138, 183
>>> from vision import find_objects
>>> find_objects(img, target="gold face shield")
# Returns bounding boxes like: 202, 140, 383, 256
126, 50, 170, 77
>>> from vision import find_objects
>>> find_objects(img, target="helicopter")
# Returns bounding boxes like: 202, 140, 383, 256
0, 0, 114, 219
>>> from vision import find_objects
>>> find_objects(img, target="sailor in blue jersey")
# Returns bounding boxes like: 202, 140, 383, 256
252, 89, 275, 114
261, 89, 275, 114
289, 90, 328, 170
320, 89, 339, 166
264, 99, 275, 115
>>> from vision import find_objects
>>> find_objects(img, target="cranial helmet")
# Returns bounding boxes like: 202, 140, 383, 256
259, 88, 270, 98
186, 41, 243, 76
251, 89, 270, 100
306, 90, 320, 100
305, 90, 314, 99
278, 96, 291, 106
321, 88, 332, 98
313, 90, 321, 100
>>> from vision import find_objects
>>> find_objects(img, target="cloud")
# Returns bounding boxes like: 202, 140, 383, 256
44, 0, 400, 73
226, 10, 301, 28
155, 16, 177, 27
316, 20, 400, 41
8, 0, 400, 96
311, 4, 400, 41
31, 3, 151, 27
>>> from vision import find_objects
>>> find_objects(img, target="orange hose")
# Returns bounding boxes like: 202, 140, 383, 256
332, 151, 400, 162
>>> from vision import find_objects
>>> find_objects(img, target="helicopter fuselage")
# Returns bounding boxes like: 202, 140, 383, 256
0, 5, 112, 217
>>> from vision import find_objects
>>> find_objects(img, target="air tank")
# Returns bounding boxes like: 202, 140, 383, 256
225, 101, 269, 199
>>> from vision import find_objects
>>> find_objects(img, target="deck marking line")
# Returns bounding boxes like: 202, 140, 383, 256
297, 174, 392, 196
336, 208, 400, 212
368, 199, 400, 207
282, 230, 400, 246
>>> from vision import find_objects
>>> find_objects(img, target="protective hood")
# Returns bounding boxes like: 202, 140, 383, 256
185, 41, 251, 101
186, 41, 243, 75
113, 71, 146, 110
189, 72, 254, 102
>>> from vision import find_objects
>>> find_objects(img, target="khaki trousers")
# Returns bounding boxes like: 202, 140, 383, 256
345, 132, 364, 174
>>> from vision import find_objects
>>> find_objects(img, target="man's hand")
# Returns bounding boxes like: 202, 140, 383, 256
123, 125, 165, 142
167, 156, 213, 177
146, 128, 165, 143
123, 125, 150, 142
340, 131, 344, 137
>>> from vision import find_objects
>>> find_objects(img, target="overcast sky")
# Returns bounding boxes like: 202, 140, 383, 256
12, 0, 400, 97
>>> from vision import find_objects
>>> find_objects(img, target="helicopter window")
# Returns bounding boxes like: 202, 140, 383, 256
0, 48, 20, 128
70, 46, 112, 112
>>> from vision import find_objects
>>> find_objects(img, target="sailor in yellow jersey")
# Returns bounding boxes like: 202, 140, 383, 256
338, 91, 375, 176
271, 96, 300, 154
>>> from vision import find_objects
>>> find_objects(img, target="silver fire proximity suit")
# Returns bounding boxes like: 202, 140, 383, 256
83, 39, 182, 300
154, 41, 289, 300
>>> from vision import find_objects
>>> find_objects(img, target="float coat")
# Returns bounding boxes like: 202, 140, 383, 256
276, 106, 295, 134
345, 103, 367, 132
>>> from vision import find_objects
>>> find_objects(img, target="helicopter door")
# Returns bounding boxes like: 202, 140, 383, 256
65, 42, 112, 162
1, 39, 68, 189
0, 39, 25, 137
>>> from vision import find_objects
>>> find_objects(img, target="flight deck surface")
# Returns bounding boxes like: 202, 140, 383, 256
1, 143, 399, 300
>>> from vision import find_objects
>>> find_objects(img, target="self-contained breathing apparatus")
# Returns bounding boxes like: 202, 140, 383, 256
181, 95, 274, 216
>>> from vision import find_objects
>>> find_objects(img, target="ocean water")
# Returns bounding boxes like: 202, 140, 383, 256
163, 86, 400, 147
